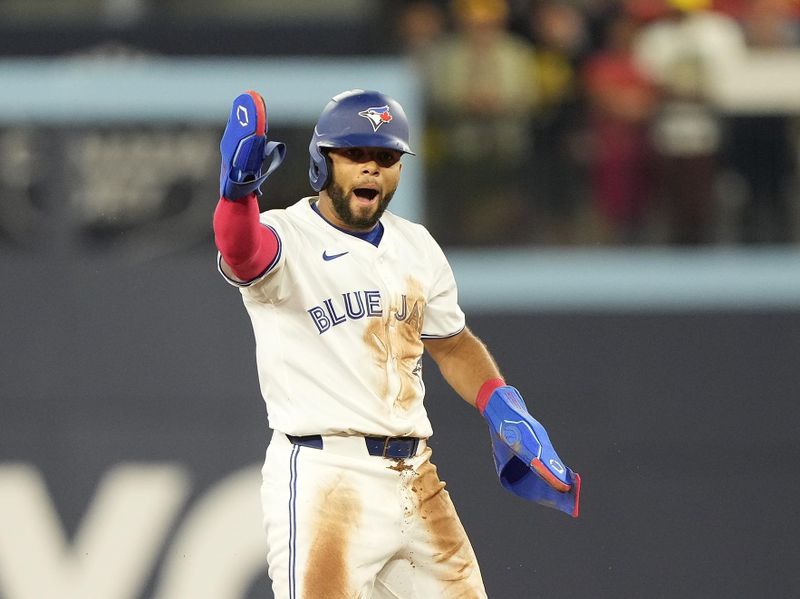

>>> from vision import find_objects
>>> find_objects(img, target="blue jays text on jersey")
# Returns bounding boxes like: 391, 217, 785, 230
307, 290, 424, 335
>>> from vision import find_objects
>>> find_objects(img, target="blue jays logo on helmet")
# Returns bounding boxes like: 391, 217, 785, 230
358, 105, 393, 131
308, 89, 415, 192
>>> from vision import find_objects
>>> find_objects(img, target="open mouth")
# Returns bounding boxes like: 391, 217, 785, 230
354, 188, 379, 202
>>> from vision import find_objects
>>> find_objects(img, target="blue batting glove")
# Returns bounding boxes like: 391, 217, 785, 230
219, 90, 286, 201
481, 385, 573, 493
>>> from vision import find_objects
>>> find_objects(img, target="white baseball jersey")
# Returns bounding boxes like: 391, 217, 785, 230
218, 196, 465, 438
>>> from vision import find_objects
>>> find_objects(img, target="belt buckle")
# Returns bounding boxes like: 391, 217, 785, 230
382, 437, 418, 459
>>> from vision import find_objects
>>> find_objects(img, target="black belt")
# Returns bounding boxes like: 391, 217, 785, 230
286, 434, 421, 460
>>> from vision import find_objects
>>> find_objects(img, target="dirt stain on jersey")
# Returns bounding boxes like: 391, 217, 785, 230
303, 475, 362, 599
363, 277, 426, 410
386, 458, 414, 472
394, 277, 426, 410
412, 458, 484, 598
364, 321, 390, 399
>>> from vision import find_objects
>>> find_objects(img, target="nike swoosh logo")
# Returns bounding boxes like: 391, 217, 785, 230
322, 250, 349, 261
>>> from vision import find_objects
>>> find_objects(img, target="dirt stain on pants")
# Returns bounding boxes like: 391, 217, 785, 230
303, 475, 362, 599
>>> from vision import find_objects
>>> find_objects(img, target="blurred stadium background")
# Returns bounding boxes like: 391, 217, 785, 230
1, 0, 799, 597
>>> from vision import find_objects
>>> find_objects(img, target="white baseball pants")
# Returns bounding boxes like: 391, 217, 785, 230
260, 432, 488, 599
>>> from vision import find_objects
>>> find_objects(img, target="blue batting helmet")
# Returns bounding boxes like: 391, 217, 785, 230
308, 89, 415, 192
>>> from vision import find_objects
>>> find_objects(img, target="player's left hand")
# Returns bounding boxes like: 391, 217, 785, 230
480, 385, 580, 517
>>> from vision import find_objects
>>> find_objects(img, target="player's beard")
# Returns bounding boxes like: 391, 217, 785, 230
327, 181, 394, 230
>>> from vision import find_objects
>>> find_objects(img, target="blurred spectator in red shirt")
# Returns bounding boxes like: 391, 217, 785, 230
583, 9, 660, 243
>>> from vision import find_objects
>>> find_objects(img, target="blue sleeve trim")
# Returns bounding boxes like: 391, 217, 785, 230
420, 324, 465, 340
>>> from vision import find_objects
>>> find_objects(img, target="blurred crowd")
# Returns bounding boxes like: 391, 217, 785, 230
395, 0, 800, 246
1, 0, 799, 249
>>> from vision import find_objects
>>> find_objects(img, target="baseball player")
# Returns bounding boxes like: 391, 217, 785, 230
213, 89, 580, 598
